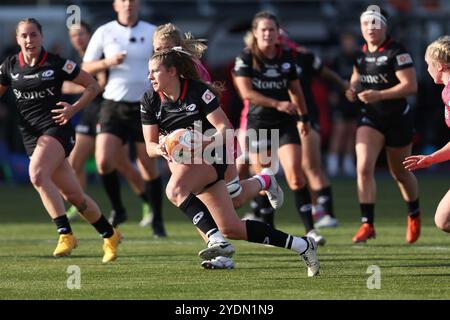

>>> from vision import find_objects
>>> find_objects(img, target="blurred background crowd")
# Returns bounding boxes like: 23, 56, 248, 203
1, 0, 449, 183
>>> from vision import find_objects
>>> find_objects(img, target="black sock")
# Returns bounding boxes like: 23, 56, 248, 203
139, 192, 148, 203
250, 199, 261, 218
255, 194, 274, 227
407, 199, 420, 217
360, 203, 375, 225
315, 186, 335, 218
92, 215, 114, 238
294, 187, 314, 232
145, 177, 163, 224
100, 171, 125, 212
245, 220, 291, 248
179, 193, 218, 235
53, 215, 72, 234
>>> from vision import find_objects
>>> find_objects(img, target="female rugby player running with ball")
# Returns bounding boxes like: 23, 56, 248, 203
140, 48, 320, 276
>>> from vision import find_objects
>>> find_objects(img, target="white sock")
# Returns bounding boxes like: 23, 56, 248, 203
289, 236, 308, 254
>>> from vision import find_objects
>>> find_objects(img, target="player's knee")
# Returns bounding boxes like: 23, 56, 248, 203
435, 215, 450, 233
302, 161, 319, 177
96, 158, 114, 174
166, 183, 189, 207
286, 173, 305, 190
29, 169, 48, 188
389, 169, 411, 185
357, 164, 372, 180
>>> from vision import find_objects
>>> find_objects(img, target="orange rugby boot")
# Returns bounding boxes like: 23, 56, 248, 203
352, 223, 376, 243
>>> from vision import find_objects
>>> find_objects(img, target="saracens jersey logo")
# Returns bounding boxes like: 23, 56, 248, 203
62, 60, 76, 74
396, 53, 413, 66
42, 69, 55, 80
202, 89, 215, 104
186, 103, 197, 112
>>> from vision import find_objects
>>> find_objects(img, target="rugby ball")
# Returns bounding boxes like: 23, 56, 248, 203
164, 128, 202, 160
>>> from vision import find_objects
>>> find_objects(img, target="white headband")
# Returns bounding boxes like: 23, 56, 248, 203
171, 46, 192, 56
361, 10, 387, 26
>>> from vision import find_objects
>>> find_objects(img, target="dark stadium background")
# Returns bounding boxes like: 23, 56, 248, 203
1, 0, 449, 183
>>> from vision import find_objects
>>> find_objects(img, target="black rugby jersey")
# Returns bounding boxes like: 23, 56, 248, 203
0, 49, 81, 131
354, 37, 414, 118
233, 47, 298, 123
294, 49, 323, 111
140, 79, 219, 135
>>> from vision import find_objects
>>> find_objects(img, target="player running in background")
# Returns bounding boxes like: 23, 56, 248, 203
327, 31, 359, 178
279, 29, 349, 229
404, 36, 450, 233
233, 11, 325, 245
64, 22, 151, 227
141, 48, 320, 276
82, 0, 167, 237
0, 18, 120, 262
346, 6, 421, 244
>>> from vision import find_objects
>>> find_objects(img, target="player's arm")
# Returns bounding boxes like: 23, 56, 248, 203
233, 75, 297, 115
404, 141, 450, 171
52, 70, 100, 125
205, 107, 233, 148
82, 52, 126, 75
96, 71, 108, 91
61, 81, 84, 95
142, 124, 168, 159
288, 79, 308, 116
0, 61, 10, 97
288, 79, 310, 136
82, 27, 126, 75
346, 67, 360, 102
62, 69, 107, 95
379, 67, 417, 100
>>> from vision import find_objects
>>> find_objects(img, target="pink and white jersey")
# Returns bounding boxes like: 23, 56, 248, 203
441, 81, 450, 128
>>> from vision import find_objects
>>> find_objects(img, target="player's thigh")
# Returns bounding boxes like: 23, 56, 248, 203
167, 162, 218, 196
135, 142, 159, 179
29, 136, 66, 181
69, 134, 95, 169
435, 189, 450, 228
355, 126, 384, 172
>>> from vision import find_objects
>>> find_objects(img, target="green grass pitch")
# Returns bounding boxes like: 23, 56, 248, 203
0, 174, 449, 300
